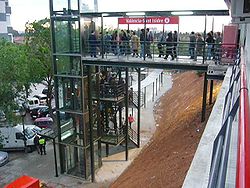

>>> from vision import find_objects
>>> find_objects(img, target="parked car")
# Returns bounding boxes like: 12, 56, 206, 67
0, 124, 38, 152
37, 106, 56, 118
22, 97, 40, 111
0, 110, 6, 122
25, 124, 42, 134
42, 88, 54, 99
33, 94, 47, 105
0, 151, 9, 167
42, 88, 48, 95
34, 117, 53, 129
30, 106, 48, 119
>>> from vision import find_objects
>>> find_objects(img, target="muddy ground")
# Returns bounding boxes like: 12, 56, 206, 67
110, 71, 221, 188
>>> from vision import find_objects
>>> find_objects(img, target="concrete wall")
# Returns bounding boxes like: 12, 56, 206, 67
0, 21, 7, 33
0, 1, 5, 13
0, 0, 12, 41
182, 67, 232, 188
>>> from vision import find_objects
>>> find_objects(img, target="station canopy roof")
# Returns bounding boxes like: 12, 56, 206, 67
81, 9, 229, 18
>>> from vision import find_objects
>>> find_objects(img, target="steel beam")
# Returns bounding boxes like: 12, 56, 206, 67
82, 59, 208, 72
209, 80, 214, 105
53, 138, 59, 177
201, 72, 208, 122
137, 68, 141, 148
81, 10, 229, 17
87, 65, 95, 182
125, 68, 129, 160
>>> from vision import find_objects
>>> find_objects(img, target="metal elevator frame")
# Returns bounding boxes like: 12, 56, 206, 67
49, 0, 229, 182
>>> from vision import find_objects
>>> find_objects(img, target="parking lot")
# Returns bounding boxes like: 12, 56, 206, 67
0, 141, 56, 186
0, 141, 100, 187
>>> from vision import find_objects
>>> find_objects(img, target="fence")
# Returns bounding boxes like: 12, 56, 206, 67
207, 49, 250, 188
207, 56, 240, 188
131, 69, 165, 108
84, 39, 238, 64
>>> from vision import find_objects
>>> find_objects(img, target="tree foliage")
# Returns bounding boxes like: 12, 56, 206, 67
25, 19, 54, 112
0, 40, 31, 120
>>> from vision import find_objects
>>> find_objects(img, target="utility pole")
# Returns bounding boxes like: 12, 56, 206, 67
94, 0, 98, 12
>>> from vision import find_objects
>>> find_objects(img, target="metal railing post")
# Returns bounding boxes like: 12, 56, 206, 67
152, 82, 155, 101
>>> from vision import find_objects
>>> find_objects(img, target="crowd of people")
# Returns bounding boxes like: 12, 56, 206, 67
88, 28, 223, 62
188, 30, 223, 62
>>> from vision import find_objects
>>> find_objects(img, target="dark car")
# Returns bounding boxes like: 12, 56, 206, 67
37, 106, 55, 118
42, 88, 54, 99
34, 117, 53, 129
29, 105, 48, 119
0, 151, 8, 167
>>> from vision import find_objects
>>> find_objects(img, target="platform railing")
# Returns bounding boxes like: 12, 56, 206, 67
236, 52, 250, 188
82, 39, 239, 64
207, 56, 241, 188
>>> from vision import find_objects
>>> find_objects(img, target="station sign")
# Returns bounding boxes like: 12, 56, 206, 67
118, 16, 179, 24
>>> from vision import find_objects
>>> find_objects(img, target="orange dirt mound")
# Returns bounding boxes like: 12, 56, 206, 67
111, 71, 221, 188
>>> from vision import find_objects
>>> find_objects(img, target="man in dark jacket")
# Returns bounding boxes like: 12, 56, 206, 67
164, 32, 174, 60
34, 135, 40, 154
173, 30, 178, 59
140, 29, 145, 58
89, 30, 97, 58
189, 31, 196, 59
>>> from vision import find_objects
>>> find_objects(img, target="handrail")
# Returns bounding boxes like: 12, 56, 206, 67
129, 91, 144, 108
207, 54, 240, 188
236, 52, 250, 188
83, 39, 239, 64
128, 127, 138, 144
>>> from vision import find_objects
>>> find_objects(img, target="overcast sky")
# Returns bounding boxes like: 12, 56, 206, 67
10, 0, 231, 32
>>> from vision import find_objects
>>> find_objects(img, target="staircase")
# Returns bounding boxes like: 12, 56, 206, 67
128, 127, 138, 146
129, 91, 144, 108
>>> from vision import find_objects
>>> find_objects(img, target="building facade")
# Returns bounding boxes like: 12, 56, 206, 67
0, 0, 12, 41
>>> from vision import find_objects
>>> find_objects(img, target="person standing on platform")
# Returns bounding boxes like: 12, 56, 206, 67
140, 29, 146, 58
189, 31, 196, 59
131, 31, 139, 57
164, 32, 174, 60
146, 28, 153, 58
194, 33, 204, 61
128, 114, 135, 128
89, 30, 97, 58
173, 30, 178, 59
158, 32, 165, 58
214, 32, 222, 64
206, 32, 215, 60
104, 31, 112, 54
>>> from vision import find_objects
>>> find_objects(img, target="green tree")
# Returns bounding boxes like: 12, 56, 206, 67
25, 19, 54, 114
0, 40, 31, 122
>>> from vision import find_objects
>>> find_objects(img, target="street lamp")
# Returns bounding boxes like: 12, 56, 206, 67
20, 107, 27, 150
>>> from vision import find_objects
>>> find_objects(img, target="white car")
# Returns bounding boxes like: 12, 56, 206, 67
33, 94, 47, 105
23, 97, 40, 111
0, 151, 9, 167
